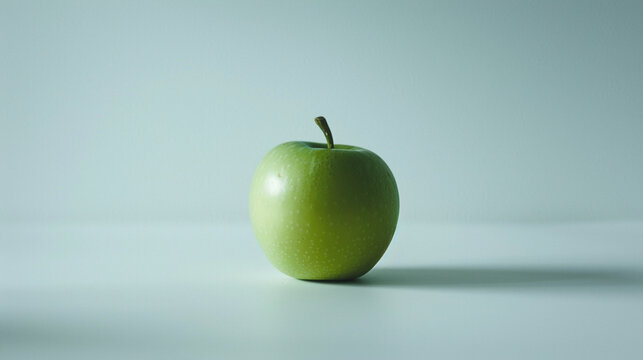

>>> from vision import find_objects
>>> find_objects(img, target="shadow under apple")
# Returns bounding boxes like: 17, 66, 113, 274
325, 265, 643, 291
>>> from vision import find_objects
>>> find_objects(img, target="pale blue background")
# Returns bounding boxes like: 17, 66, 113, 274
2, 3, 643, 359
1, 0, 642, 223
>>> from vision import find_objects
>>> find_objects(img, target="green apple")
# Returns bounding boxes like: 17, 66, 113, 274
249, 117, 399, 280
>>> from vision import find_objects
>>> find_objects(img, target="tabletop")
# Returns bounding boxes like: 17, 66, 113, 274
2, 221, 643, 359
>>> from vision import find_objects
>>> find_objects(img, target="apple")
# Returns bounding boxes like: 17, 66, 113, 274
249, 117, 399, 280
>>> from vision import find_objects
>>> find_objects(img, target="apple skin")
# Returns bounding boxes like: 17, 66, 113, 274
249, 141, 399, 281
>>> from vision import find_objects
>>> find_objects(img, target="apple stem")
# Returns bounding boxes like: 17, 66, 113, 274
314, 116, 335, 149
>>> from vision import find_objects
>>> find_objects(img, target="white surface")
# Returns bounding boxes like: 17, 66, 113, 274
2, 222, 643, 359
